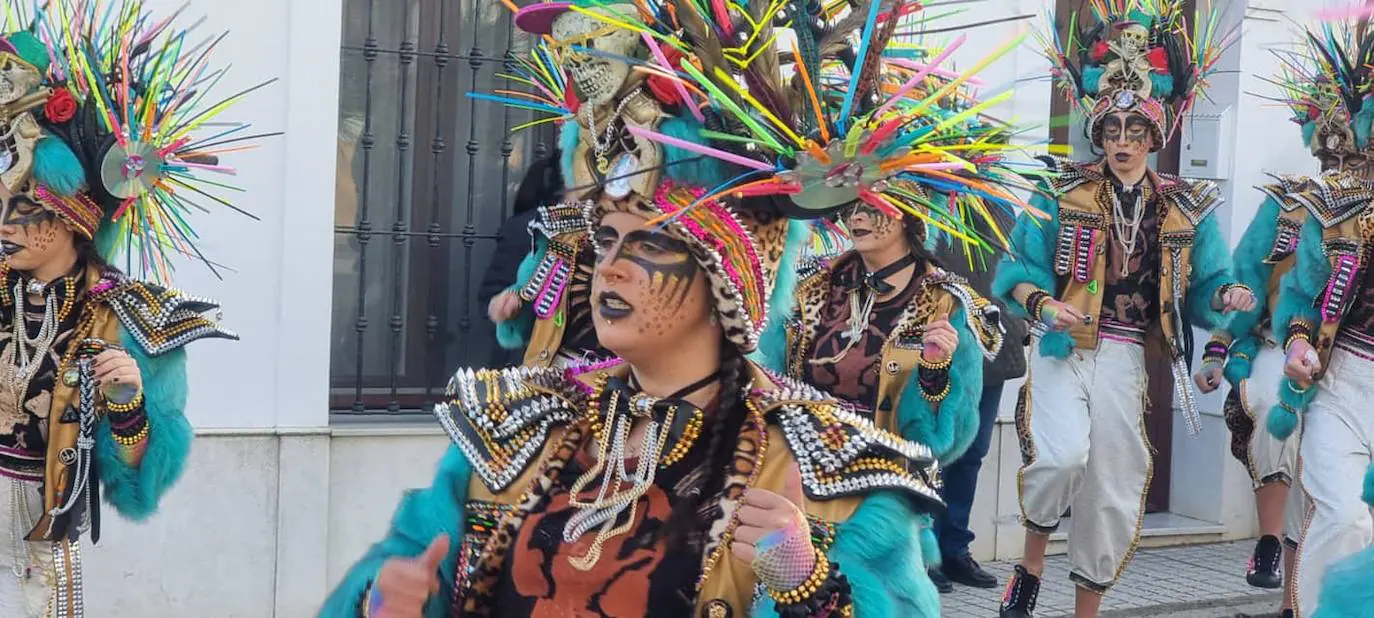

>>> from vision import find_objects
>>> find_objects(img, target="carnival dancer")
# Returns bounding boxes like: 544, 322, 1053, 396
0, 4, 251, 615
1267, 19, 1374, 618
321, 0, 1057, 615
1190, 33, 1365, 613
484, 150, 610, 368
993, 4, 1251, 617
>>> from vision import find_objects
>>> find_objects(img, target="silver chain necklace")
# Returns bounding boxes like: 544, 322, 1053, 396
1111, 184, 1146, 277
584, 90, 638, 173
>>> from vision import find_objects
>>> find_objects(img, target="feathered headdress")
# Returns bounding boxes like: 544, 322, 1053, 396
1040, 0, 1235, 151
1266, 17, 1374, 159
2, 0, 275, 282
483, 0, 1049, 350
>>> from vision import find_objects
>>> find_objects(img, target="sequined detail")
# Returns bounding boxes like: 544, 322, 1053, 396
1267, 216, 1304, 264
1053, 210, 1105, 280
752, 375, 943, 510
921, 270, 1006, 361
1257, 174, 1320, 214
1289, 170, 1374, 229
520, 201, 593, 320
1321, 252, 1362, 324
458, 500, 515, 590
105, 279, 238, 356
1039, 156, 1222, 225
433, 365, 586, 492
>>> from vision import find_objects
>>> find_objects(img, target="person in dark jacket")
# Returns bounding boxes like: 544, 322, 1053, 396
928, 207, 1028, 592
479, 151, 563, 366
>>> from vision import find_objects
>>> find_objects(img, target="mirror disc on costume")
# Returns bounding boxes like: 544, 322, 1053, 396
100, 141, 167, 200
604, 152, 637, 199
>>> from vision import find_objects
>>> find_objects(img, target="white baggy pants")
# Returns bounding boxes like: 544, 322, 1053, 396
1237, 343, 1306, 544
0, 477, 54, 618
1294, 347, 1374, 617
1014, 339, 1150, 591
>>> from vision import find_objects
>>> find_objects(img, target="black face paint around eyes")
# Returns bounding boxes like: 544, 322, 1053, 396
612, 229, 699, 303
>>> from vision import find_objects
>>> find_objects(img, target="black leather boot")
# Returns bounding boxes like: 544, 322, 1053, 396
999, 565, 1040, 618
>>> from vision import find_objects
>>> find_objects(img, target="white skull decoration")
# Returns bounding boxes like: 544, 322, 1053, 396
0, 52, 47, 193
552, 6, 639, 107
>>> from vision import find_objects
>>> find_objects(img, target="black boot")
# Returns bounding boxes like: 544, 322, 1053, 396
999, 565, 1040, 618
1247, 535, 1283, 589
944, 552, 999, 588
928, 567, 954, 593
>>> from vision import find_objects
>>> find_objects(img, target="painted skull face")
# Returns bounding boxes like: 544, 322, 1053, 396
0, 53, 42, 106
552, 7, 639, 106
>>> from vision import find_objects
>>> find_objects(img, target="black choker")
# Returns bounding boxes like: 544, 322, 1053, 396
857, 253, 917, 295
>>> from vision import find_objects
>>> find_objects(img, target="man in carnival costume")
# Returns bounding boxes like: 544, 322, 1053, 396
1190, 26, 1367, 617
0, 2, 252, 615
319, 1, 1046, 616
1268, 17, 1374, 618
993, 3, 1253, 616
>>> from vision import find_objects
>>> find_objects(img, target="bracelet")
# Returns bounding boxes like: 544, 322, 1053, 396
1218, 283, 1252, 299
1284, 321, 1313, 352
1202, 340, 1228, 363
1024, 290, 1050, 321
917, 355, 952, 402
769, 549, 830, 605
113, 421, 149, 446
772, 555, 854, 618
106, 391, 144, 414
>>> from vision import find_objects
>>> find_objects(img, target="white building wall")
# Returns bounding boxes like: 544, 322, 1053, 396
67, 0, 1341, 615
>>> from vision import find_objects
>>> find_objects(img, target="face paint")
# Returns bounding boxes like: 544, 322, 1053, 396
591, 211, 714, 357
0, 193, 78, 275
844, 202, 903, 254
1102, 111, 1153, 179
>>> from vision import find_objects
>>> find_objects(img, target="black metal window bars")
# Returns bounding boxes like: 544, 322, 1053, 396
332, 0, 554, 414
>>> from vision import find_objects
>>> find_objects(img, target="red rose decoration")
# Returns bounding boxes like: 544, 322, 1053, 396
646, 47, 687, 107
1306, 104, 1320, 121
44, 88, 78, 123
1090, 41, 1110, 62
1147, 47, 1169, 73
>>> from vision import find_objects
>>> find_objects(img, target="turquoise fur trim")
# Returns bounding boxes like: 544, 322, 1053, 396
494, 235, 547, 350
1222, 336, 1258, 387
1267, 377, 1315, 439
1149, 74, 1175, 99
1356, 105, 1374, 149
1301, 121, 1317, 149
750, 220, 809, 373
1081, 66, 1104, 96
1365, 462, 1374, 506
559, 122, 580, 185
32, 134, 87, 197
659, 115, 731, 188
1036, 331, 1075, 359
897, 307, 983, 463
318, 445, 472, 618
991, 194, 1060, 320
1273, 218, 1328, 340
1218, 197, 1284, 364
916, 514, 940, 568
1183, 215, 1232, 330
753, 491, 939, 618
94, 328, 193, 520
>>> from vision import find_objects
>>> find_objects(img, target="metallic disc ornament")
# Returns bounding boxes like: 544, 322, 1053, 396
99, 141, 166, 200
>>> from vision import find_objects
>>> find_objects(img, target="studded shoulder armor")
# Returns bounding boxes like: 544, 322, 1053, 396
1287, 170, 1374, 229
433, 365, 588, 492
1158, 175, 1223, 226
1257, 173, 1319, 213
104, 279, 238, 356
752, 375, 945, 513
922, 269, 1005, 361
1037, 155, 1098, 194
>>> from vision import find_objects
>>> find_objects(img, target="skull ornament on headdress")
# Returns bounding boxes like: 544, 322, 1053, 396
1041, 1, 1228, 153
552, 8, 639, 106
0, 32, 50, 193
1275, 21, 1374, 173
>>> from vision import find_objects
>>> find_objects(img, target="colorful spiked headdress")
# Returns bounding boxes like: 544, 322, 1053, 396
1040, 0, 1234, 151
1, 1, 273, 282
490, 0, 1049, 351
1266, 18, 1374, 162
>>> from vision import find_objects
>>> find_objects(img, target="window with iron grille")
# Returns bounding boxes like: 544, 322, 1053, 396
333, 0, 556, 414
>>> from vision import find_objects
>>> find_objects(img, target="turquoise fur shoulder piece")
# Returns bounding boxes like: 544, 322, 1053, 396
94, 327, 193, 521
317, 445, 472, 618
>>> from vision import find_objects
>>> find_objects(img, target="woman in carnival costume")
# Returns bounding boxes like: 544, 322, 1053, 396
0, 2, 257, 615
993, 3, 1253, 616
1269, 16, 1374, 618
316, 0, 1048, 615
1192, 25, 1371, 617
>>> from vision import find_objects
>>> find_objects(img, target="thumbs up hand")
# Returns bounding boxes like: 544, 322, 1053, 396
731, 463, 818, 591
369, 534, 450, 617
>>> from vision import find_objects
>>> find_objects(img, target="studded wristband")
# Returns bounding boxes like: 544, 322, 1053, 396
917, 356, 952, 402
771, 555, 854, 618
1284, 321, 1313, 352
1024, 290, 1050, 322
1202, 339, 1228, 364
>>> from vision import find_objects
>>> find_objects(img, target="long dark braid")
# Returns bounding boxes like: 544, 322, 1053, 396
664, 339, 750, 550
